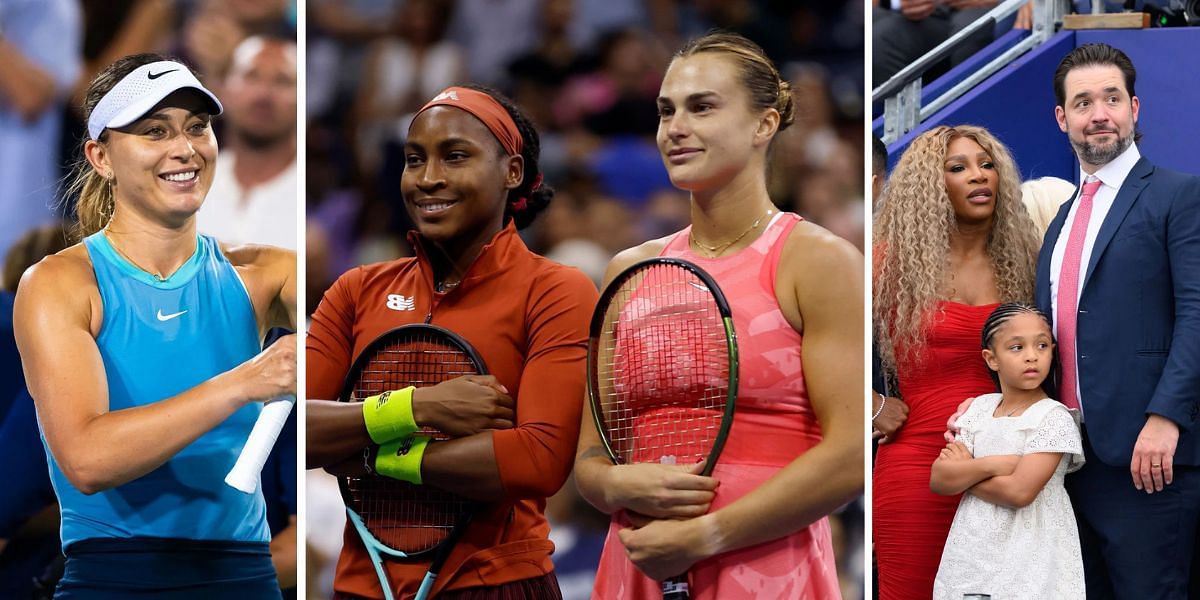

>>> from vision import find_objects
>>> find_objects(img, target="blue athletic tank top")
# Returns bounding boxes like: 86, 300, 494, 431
45, 232, 268, 549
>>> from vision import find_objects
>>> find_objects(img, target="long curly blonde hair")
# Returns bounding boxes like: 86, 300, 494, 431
873, 125, 1039, 379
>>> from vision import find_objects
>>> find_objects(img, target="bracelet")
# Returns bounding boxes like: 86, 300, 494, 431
871, 394, 886, 422
375, 434, 432, 484
361, 386, 418, 444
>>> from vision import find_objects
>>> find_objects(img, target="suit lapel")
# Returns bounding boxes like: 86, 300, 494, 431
1037, 191, 1074, 316
1083, 158, 1153, 289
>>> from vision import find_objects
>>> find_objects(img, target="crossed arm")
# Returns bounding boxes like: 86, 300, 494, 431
929, 441, 1062, 509
305, 266, 596, 503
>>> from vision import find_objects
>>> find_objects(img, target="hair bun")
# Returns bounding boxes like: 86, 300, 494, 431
777, 79, 796, 131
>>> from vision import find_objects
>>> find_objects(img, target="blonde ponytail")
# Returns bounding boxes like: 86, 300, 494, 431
66, 159, 114, 241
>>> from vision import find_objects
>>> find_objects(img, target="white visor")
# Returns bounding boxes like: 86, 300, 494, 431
87, 60, 223, 140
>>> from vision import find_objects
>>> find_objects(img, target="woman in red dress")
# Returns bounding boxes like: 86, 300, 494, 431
872, 125, 1039, 599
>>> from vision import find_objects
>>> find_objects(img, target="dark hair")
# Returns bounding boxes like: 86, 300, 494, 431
674, 31, 795, 133
66, 53, 198, 241
872, 135, 888, 176
460, 84, 554, 230
1053, 43, 1137, 108
981, 302, 1058, 398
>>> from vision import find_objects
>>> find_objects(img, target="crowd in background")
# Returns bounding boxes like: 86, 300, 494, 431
305, 1, 864, 598
0, 0, 865, 598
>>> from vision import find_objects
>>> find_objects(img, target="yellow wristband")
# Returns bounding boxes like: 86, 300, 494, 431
375, 434, 431, 484
361, 386, 418, 444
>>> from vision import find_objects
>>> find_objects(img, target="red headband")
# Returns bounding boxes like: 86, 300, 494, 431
415, 87, 523, 157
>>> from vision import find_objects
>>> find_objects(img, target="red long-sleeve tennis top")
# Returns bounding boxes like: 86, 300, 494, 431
307, 222, 598, 599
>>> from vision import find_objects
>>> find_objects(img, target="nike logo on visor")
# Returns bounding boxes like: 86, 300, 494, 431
157, 309, 188, 321
148, 69, 178, 80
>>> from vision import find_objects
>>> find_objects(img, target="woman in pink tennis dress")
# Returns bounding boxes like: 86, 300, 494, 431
573, 32, 864, 599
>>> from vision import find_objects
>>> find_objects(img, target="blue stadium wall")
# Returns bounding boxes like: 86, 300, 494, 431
880, 28, 1200, 185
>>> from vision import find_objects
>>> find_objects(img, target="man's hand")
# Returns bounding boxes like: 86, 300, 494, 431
1014, 1, 1033, 29
943, 0, 1000, 9
944, 396, 977, 442
872, 394, 910, 443
1131, 414, 1179, 493
900, 0, 938, 20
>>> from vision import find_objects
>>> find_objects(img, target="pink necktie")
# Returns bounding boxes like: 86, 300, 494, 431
1057, 179, 1103, 411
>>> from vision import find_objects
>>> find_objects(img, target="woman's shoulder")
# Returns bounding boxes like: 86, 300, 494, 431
781, 220, 863, 280
222, 241, 296, 287
221, 241, 295, 271
14, 244, 97, 329
20, 244, 95, 293
606, 237, 672, 278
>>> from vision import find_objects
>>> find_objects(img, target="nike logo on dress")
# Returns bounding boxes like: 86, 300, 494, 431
156, 309, 188, 321
148, 69, 178, 80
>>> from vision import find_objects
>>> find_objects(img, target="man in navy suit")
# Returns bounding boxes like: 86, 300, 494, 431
1036, 42, 1200, 598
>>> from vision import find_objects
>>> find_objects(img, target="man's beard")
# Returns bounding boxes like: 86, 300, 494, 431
239, 126, 293, 150
1071, 127, 1133, 167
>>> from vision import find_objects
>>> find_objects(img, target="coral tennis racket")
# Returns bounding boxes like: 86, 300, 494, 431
587, 257, 738, 600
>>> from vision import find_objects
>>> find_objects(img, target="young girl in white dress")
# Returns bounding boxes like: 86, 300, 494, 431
929, 303, 1085, 599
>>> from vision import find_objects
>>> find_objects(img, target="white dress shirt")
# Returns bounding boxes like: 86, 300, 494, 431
1049, 142, 1142, 417
198, 151, 298, 250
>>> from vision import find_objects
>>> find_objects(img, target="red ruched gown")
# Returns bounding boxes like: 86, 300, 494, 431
873, 301, 998, 599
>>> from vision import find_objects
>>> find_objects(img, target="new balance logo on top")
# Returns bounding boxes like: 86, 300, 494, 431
431, 90, 459, 102
387, 294, 416, 311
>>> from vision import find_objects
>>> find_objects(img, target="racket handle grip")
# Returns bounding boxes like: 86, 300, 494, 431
225, 395, 296, 493
662, 575, 690, 600
414, 572, 437, 600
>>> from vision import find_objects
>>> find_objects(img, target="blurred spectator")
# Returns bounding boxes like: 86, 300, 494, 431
1019, 175, 1074, 238
872, 134, 888, 210
0, 0, 81, 266
352, 0, 464, 176
198, 35, 299, 249
556, 28, 664, 137
71, 0, 174, 115
873, 0, 999, 88
262, 328, 298, 599
182, 0, 292, 91
306, 0, 402, 119
508, 0, 582, 91
546, 476, 608, 600
0, 223, 69, 599
446, 0, 540, 86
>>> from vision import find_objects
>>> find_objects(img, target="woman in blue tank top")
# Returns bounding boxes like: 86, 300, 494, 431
12, 53, 296, 599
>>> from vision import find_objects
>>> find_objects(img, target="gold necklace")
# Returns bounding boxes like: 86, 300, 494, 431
998, 399, 1028, 417
103, 229, 168, 281
691, 209, 774, 257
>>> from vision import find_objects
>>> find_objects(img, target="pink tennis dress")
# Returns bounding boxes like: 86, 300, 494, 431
591, 212, 841, 600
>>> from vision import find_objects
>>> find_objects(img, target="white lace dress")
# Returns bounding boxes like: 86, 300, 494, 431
933, 394, 1085, 600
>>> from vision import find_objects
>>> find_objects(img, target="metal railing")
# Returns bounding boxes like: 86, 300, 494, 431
873, 0, 1071, 143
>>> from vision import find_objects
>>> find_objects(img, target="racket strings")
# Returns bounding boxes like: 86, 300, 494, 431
345, 333, 479, 553
598, 264, 730, 466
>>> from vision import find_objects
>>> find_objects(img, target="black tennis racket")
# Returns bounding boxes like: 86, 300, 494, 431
587, 257, 738, 600
339, 324, 485, 600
